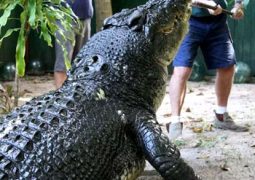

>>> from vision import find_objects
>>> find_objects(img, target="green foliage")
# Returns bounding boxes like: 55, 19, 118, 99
0, 0, 78, 76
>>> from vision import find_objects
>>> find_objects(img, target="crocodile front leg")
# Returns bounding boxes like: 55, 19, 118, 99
132, 111, 200, 180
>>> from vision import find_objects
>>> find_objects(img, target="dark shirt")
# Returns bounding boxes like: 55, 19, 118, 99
67, 0, 93, 19
192, 0, 242, 17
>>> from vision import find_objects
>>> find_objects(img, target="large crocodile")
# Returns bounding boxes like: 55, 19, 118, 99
0, 0, 199, 179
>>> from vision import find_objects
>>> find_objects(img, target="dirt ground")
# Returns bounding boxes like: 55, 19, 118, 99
2, 74, 255, 180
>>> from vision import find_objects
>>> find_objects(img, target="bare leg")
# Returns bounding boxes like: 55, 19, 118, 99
54, 72, 67, 89
213, 65, 248, 131
167, 67, 192, 139
169, 67, 192, 116
215, 65, 235, 107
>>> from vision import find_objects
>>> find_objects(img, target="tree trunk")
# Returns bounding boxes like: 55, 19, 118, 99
94, 0, 112, 32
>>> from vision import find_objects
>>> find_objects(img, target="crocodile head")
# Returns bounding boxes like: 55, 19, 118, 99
144, 0, 191, 66
103, 0, 191, 66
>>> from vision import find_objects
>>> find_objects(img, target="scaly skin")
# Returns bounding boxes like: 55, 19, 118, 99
0, 0, 200, 179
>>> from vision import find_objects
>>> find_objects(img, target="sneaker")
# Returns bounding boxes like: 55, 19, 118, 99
213, 111, 249, 132
166, 122, 183, 140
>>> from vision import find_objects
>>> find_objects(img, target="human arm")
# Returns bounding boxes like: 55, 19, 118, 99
231, 0, 244, 20
191, 0, 223, 16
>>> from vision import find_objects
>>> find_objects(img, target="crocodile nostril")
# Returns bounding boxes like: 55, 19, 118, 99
92, 56, 98, 63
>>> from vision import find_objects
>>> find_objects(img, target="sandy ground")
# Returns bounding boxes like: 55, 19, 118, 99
143, 77, 255, 180
2, 74, 255, 180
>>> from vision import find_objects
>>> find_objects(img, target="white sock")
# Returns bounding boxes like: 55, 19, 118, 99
215, 106, 227, 114
170, 116, 181, 123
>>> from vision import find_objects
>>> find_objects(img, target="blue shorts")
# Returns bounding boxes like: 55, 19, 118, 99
173, 14, 236, 70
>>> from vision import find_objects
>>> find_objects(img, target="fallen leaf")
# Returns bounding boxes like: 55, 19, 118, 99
193, 140, 203, 148
196, 117, 204, 122
204, 123, 213, 131
24, 89, 32, 93
220, 163, 230, 171
188, 117, 204, 122
196, 155, 209, 159
173, 139, 186, 147
187, 88, 193, 93
163, 113, 172, 118
185, 107, 191, 112
19, 90, 29, 97
193, 136, 217, 148
192, 127, 203, 133
187, 116, 195, 120
33, 79, 40, 84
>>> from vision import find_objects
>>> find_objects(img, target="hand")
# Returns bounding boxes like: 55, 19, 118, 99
231, 3, 244, 20
208, 4, 223, 16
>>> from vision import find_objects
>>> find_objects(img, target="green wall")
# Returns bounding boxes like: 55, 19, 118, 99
228, 0, 255, 76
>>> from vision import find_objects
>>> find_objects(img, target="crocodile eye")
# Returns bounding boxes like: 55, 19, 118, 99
161, 26, 173, 34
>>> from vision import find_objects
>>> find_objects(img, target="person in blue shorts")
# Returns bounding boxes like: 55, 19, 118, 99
167, 0, 249, 140
54, 0, 93, 88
